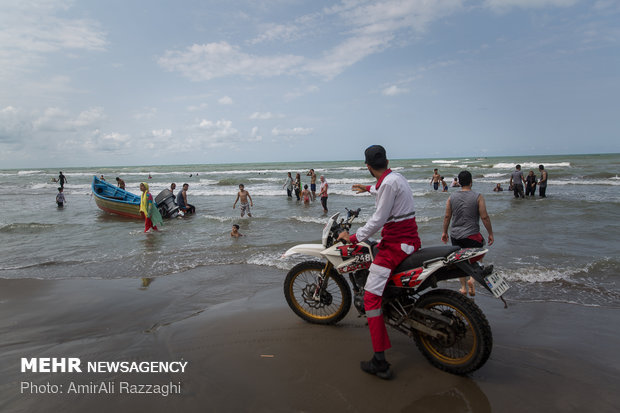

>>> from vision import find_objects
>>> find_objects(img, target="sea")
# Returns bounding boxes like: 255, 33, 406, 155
1, 153, 619, 308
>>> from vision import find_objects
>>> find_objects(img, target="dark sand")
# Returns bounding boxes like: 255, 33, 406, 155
1, 264, 619, 412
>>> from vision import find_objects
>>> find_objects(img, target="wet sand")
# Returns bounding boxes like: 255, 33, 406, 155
1, 264, 619, 412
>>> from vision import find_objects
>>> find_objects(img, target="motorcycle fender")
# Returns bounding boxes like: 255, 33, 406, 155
455, 261, 493, 294
282, 244, 326, 259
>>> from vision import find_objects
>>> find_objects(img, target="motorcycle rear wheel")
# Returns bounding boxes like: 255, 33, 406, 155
412, 289, 493, 375
284, 261, 351, 325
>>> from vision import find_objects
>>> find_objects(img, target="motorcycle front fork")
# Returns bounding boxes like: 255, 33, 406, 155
311, 262, 332, 300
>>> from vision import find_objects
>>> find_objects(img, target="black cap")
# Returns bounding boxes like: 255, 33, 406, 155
364, 145, 387, 168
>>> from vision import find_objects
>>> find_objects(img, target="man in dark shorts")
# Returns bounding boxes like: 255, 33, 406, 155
307, 169, 317, 200
442, 170, 494, 295
319, 175, 328, 213
509, 164, 525, 198
538, 164, 548, 197
176, 183, 196, 215
58, 172, 67, 189
430, 168, 440, 190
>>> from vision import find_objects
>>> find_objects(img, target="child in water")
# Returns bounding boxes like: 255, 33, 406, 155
301, 184, 311, 204
56, 187, 65, 207
441, 177, 449, 192
230, 224, 243, 238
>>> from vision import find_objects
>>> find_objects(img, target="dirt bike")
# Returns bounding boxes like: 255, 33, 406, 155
282, 208, 510, 375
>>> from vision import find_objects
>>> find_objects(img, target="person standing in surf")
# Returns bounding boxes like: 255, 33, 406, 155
140, 182, 163, 232
233, 184, 253, 217
441, 170, 494, 296
319, 175, 329, 213
58, 172, 67, 189
538, 165, 548, 198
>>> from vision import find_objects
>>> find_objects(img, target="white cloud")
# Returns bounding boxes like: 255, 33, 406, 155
0, 1, 107, 77
158, 42, 305, 81
70, 107, 106, 128
272, 126, 313, 139
152, 129, 172, 138
32, 107, 105, 132
196, 118, 240, 146
382, 85, 409, 96
159, 1, 466, 81
249, 112, 284, 120
218, 96, 234, 105
0, 106, 32, 143
249, 126, 263, 142
83, 130, 131, 153
483, 0, 578, 12
187, 103, 208, 112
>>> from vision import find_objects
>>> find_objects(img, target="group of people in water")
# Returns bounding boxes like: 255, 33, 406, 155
432, 165, 549, 199
507, 164, 548, 198
282, 169, 329, 212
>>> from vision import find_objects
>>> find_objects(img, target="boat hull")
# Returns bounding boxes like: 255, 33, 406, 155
93, 195, 141, 219
91, 176, 142, 219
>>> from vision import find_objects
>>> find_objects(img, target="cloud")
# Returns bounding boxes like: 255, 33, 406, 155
218, 96, 234, 105
158, 42, 305, 81
83, 130, 131, 153
187, 103, 208, 112
483, 0, 578, 12
249, 126, 263, 142
159, 1, 466, 81
382, 85, 409, 96
195, 118, 240, 146
32, 107, 106, 132
0, 106, 32, 144
249, 112, 284, 120
152, 129, 172, 138
0, 1, 107, 77
272, 126, 313, 139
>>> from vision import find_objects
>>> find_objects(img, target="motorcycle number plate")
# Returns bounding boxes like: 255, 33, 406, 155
484, 273, 510, 298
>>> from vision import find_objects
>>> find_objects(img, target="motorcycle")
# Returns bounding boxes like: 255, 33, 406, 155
282, 208, 510, 375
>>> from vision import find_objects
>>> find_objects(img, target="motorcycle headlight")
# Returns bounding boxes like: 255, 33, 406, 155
322, 212, 340, 246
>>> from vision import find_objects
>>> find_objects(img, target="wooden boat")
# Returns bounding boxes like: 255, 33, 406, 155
91, 175, 141, 219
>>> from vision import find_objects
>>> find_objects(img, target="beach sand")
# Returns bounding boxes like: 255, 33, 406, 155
1, 265, 619, 413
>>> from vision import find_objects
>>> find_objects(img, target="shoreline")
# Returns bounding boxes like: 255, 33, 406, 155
1, 265, 619, 412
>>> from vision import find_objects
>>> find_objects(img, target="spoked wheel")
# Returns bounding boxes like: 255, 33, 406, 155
284, 261, 351, 325
412, 289, 493, 375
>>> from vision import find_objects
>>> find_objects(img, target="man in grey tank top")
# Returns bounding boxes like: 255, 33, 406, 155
510, 164, 525, 198
441, 170, 494, 296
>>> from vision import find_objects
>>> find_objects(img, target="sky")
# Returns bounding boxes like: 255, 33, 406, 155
1, 0, 619, 168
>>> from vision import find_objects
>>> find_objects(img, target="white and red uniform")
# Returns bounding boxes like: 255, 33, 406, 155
349, 169, 421, 352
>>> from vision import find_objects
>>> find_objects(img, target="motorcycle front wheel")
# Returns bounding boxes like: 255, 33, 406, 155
284, 261, 351, 325
412, 289, 493, 375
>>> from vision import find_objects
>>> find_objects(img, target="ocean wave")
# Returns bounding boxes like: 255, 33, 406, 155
432, 160, 460, 164
0, 222, 56, 234
483, 173, 506, 178
492, 162, 571, 169
549, 179, 620, 186
18, 170, 43, 175
247, 252, 292, 270
201, 214, 236, 223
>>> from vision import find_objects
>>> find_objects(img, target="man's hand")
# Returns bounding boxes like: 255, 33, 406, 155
337, 230, 350, 243
351, 184, 367, 194
441, 232, 449, 244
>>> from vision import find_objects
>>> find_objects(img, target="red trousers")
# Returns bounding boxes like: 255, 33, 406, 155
144, 217, 158, 232
365, 241, 418, 353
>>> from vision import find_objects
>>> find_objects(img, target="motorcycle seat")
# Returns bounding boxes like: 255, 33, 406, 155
393, 245, 460, 273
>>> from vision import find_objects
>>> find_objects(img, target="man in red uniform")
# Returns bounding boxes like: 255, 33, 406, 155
338, 145, 421, 379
